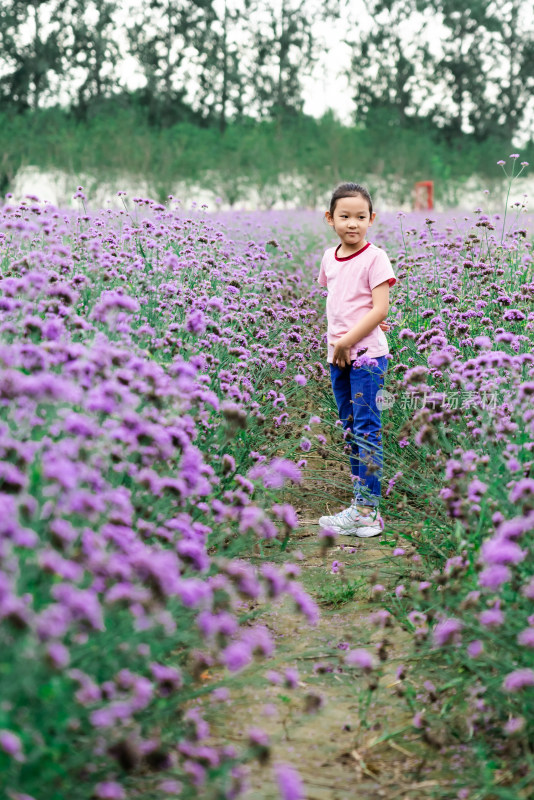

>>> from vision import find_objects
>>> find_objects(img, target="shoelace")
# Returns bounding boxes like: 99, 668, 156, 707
326, 506, 379, 525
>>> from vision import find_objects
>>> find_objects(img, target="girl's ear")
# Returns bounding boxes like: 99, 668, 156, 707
369, 212, 377, 225
325, 211, 334, 227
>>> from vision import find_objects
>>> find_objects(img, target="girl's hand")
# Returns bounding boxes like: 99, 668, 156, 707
331, 337, 352, 368
379, 320, 391, 332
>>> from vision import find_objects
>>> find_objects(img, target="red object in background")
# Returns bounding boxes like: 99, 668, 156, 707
414, 181, 434, 210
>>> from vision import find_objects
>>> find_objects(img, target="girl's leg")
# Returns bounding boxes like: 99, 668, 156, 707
349, 356, 388, 508
329, 363, 360, 483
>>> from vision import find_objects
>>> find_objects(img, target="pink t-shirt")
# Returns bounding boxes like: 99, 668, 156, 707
317, 242, 396, 363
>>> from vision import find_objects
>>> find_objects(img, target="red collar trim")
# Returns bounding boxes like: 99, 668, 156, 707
335, 242, 371, 261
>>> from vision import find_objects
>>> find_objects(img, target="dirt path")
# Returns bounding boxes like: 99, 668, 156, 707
204, 515, 451, 800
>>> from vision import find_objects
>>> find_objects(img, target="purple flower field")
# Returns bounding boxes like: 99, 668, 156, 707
1, 169, 533, 799
0, 194, 329, 799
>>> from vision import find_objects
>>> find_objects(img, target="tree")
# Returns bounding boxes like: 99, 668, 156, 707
0, 1, 65, 112
345, 0, 437, 131
416, 0, 501, 139
61, 0, 121, 117
477, 0, 534, 141
249, 0, 329, 122
126, 0, 214, 127
194, 0, 248, 131
346, 0, 534, 142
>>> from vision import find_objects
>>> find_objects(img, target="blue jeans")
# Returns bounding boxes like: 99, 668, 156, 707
329, 356, 388, 507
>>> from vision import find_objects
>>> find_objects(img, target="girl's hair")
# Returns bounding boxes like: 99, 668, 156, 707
329, 183, 373, 216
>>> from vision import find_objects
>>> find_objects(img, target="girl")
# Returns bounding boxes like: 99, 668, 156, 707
317, 183, 396, 537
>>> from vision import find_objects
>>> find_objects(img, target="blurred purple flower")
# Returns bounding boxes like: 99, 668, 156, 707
479, 607, 504, 628
0, 729, 24, 761
481, 537, 525, 565
503, 668, 534, 692
221, 641, 252, 672
274, 763, 304, 800
517, 628, 534, 648
345, 648, 374, 670
478, 564, 511, 590
467, 640, 483, 658
94, 783, 125, 800
433, 618, 463, 647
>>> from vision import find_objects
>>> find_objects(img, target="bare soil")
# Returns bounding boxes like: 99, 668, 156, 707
202, 510, 454, 800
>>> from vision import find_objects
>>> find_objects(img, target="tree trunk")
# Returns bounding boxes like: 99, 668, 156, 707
219, 0, 228, 133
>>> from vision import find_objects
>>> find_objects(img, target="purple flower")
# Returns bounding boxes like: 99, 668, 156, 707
508, 477, 534, 504
260, 563, 287, 598
222, 453, 236, 473
481, 536, 525, 565
92, 289, 139, 321
345, 648, 374, 670
318, 527, 337, 547
177, 578, 212, 607
248, 727, 269, 746
0, 462, 27, 493
517, 628, 534, 648
186, 309, 207, 334
478, 564, 511, 590
286, 583, 319, 625
158, 780, 183, 795
272, 503, 299, 529
150, 663, 183, 692
242, 625, 274, 657
221, 641, 252, 672
369, 609, 392, 628
285, 668, 299, 688
497, 515, 533, 539
94, 782, 126, 799
274, 763, 304, 800
433, 618, 463, 647
467, 478, 487, 502
467, 640, 483, 658
502, 668, 534, 692
0, 729, 24, 761
504, 717, 525, 735
46, 642, 70, 669
211, 687, 230, 702
479, 607, 504, 628
522, 576, 534, 599
249, 458, 301, 489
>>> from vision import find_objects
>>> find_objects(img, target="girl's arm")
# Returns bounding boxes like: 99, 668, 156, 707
330, 282, 390, 368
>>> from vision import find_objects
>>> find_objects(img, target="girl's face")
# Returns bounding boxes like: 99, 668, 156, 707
325, 194, 376, 253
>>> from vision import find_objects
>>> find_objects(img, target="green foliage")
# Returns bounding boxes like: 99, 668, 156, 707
1, 105, 532, 207
315, 575, 367, 607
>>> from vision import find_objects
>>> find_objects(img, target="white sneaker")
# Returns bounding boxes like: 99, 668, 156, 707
318, 504, 383, 538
